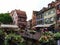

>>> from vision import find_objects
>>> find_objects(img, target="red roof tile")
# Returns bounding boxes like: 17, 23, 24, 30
10, 9, 27, 17
15, 9, 26, 16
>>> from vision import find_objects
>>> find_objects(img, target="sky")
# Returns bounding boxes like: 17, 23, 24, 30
0, 0, 55, 20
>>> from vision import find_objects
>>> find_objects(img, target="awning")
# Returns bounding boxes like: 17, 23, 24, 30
35, 24, 54, 27
0, 24, 18, 28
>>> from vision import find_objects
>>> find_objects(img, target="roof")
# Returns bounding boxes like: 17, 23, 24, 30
0, 24, 18, 28
15, 9, 26, 16
10, 9, 27, 17
33, 11, 39, 15
38, 1, 56, 14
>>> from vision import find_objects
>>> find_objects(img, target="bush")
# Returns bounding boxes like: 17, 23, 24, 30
54, 32, 60, 40
39, 31, 54, 44
5, 33, 24, 45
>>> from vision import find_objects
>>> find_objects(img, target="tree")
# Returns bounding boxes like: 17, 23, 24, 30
0, 13, 13, 24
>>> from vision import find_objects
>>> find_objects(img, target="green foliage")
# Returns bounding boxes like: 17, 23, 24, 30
0, 29, 24, 45
29, 30, 36, 34
54, 32, 60, 40
43, 31, 53, 36
29, 30, 36, 32
0, 13, 13, 24
39, 31, 60, 45
39, 31, 54, 43
0, 30, 6, 37
0, 30, 3, 35
5, 33, 24, 45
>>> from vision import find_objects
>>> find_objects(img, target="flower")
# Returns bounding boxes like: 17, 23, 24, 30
39, 31, 54, 43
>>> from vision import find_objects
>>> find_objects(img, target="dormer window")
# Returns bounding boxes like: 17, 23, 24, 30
48, 3, 52, 8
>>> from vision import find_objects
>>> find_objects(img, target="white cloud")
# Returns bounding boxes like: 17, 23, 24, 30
0, 0, 55, 20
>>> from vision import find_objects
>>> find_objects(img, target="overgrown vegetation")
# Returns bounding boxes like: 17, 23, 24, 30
0, 13, 13, 24
0, 30, 24, 45
39, 31, 60, 45
0, 29, 60, 45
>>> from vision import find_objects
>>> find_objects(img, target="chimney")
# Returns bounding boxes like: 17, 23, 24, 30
48, 3, 52, 8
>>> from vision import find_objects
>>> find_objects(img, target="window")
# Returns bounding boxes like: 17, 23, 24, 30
37, 20, 43, 25
47, 18, 50, 24
50, 17, 54, 21
51, 9, 55, 14
37, 21, 39, 25
45, 18, 49, 24
45, 17, 55, 24
51, 11, 53, 14
48, 5, 51, 8
57, 4, 60, 9
39, 15, 42, 18
57, 16, 60, 20
50, 17, 54, 23
59, 4, 60, 9
48, 11, 51, 15
37, 15, 42, 19
46, 13, 48, 16
59, 17, 60, 20
51, 10, 54, 14
37, 15, 39, 19
39, 20, 43, 24
58, 17, 60, 20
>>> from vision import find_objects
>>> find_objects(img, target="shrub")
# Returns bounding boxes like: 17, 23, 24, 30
54, 32, 60, 40
39, 31, 54, 43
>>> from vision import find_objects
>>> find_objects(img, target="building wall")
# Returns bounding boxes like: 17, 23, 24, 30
35, 8, 56, 26
56, 2, 60, 21
10, 9, 27, 30
17, 15, 27, 29
55, 1, 60, 29
27, 19, 32, 30
36, 12, 44, 25
32, 11, 36, 27
44, 8, 56, 24
12, 11, 18, 25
